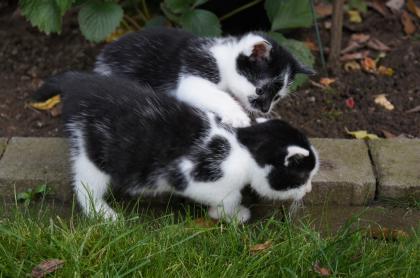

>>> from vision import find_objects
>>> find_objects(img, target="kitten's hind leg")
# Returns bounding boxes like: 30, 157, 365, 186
72, 152, 117, 220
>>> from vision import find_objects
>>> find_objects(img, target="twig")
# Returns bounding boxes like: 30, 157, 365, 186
310, 0, 326, 69
329, 0, 345, 70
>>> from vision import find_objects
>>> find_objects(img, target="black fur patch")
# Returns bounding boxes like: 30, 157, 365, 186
191, 136, 231, 182
167, 164, 188, 191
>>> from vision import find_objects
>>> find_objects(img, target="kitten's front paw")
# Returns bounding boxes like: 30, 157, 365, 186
208, 205, 251, 223
234, 205, 251, 223
221, 111, 250, 128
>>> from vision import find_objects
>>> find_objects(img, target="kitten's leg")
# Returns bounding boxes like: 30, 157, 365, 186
208, 193, 251, 223
177, 76, 250, 127
72, 152, 117, 220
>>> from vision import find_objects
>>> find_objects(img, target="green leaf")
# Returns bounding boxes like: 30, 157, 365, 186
264, 0, 281, 22
145, 16, 167, 28
269, 32, 315, 89
55, 0, 74, 15
165, 0, 193, 14
20, 0, 62, 34
34, 184, 48, 194
269, 0, 313, 31
179, 9, 221, 36
17, 192, 31, 201
193, 0, 208, 8
348, 0, 367, 13
78, 1, 123, 43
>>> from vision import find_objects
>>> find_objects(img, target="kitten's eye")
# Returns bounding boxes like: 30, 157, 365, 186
256, 88, 264, 96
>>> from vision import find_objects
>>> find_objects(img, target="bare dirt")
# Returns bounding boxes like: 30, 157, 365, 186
0, 4, 419, 138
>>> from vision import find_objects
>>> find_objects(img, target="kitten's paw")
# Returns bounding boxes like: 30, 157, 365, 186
234, 205, 251, 223
208, 205, 251, 223
221, 111, 250, 128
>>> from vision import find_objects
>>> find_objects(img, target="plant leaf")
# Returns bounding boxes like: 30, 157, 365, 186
374, 94, 394, 110
55, 0, 74, 15
313, 261, 332, 276
78, 1, 123, 43
408, 0, 420, 18
250, 240, 272, 254
348, 10, 362, 23
20, 0, 62, 34
30, 95, 61, 111
401, 11, 416, 35
179, 9, 221, 36
348, 0, 367, 13
345, 128, 379, 140
269, 0, 313, 31
31, 259, 64, 278
165, 0, 193, 14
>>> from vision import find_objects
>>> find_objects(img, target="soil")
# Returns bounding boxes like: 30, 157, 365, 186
0, 3, 419, 138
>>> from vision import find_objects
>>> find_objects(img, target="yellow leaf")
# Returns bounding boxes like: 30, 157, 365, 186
344, 61, 361, 71
105, 27, 132, 43
408, 0, 420, 18
374, 94, 394, 110
361, 57, 376, 72
319, 77, 336, 87
249, 240, 272, 254
377, 65, 394, 76
345, 128, 379, 140
348, 10, 362, 23
30, 95, 61, 111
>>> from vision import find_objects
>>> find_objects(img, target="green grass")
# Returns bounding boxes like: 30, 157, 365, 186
0, 202, 419, 277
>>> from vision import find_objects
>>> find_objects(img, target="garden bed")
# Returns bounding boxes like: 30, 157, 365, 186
0, 5, 419, 138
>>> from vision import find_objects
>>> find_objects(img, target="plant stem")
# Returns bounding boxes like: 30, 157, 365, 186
310, 0, 326, 69
124, 15, 142, 30
219, 0, 263, 22
141, 0, 150, 20
329, 0, 345, 71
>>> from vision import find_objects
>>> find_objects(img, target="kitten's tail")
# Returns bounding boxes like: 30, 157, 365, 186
29, 72, 72, 102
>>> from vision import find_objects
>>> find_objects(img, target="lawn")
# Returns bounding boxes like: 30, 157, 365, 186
1, 202, 419, 277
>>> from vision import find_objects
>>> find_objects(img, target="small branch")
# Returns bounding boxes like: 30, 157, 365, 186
220, 0, 263, 22
328, 0, 345, 70
124, 15, 142, 30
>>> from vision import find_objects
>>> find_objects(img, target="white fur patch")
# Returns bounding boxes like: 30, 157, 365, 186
284, 145, 310, 166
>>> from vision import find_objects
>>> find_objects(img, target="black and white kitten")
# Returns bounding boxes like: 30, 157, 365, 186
36, 72, 319, 222
94, 27, 314, 127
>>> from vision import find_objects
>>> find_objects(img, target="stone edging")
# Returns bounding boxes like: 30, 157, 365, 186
0, 137, 419, 204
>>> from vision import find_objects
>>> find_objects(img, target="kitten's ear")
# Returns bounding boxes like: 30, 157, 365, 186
295, 63, 316, 76
284, 146, 309, 166
246, 41, 272, 60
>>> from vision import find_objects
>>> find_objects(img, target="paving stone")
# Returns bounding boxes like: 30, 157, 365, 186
303, 139, 376, 205
0, 137, 72, 201
369, 139, 420, 200
0, 138, 7, 157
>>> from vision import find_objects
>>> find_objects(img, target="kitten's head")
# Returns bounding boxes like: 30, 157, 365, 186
234, 33, 314, 113
237, 119, 319, 201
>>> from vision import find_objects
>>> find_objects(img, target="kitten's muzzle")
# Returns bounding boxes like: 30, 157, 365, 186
249, 97, 271, 113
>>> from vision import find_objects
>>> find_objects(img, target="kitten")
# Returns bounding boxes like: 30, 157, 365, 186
36, 72, 319, 222
94, 27, 314, 127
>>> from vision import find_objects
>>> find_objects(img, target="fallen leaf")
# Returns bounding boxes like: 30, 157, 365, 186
351, 33, 371, 43
344, 61, 361, 71
341, 41, 365, 54
309, 80, 326, 89
364, 227, 409, 241
315, 2, 333, 18
31, 259, 64, 278
401, 11, 416, 35
361, 57, 377, 72
386, 0, 404, 12
193, 217, 218, 228
377, 65, 394, 76
348, 10, 362, 23
30, 95, 61, 111
345, 128, 379, 140
319, 77, 336, 87
367, 38, 391, 51
49, 103, 62, 117
345, 97, 355, 109
369, 0, 390, 17
313, 261, 332, 276
324, 20, 332, 29
374, 94, 395, 110
406, 105, 420, 113
408, 0, 420, 18
304, 40, 318, 51
250, 240, 272, 254
381, 129, 397, 138
340, 50, 370, 61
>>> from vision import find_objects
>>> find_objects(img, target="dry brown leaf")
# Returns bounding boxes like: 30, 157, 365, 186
361, 57, 377, 72
340, 50, 370, 61
249, 240, 272, 254
315, 3, 333, 18
49, 103, 62, 117
386, 0, 404, 12
348, 10, 362, 23
377, 65, 394, 76
367, 38, 391, 51
381, 129, 397, 138
341, 41, 365, 54
344, 61, 361, 71
304, 40, 318, 51
406, 105, 420, 113
31, 259, 64, 278
319, 77, 336, 87
309, 80, 326, 89
369, 0, 391, 17
313, 261, 332, 276
408, 0, 420, 18
401, 11, 416, 35
374, 94, 395, 110
351, 33, 371, 44
193, 217, 218, 228
365, 227, 409, 241
30, 95, 61, 111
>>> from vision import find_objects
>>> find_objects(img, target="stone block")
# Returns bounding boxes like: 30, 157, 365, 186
0, 137, 72, 201
304, 139, 376, 205
0, 138, 7, 157
368, 139, 420, 200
